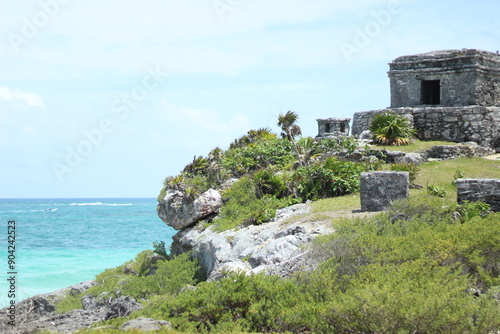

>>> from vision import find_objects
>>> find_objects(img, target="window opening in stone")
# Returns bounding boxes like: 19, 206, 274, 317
421, 80, 441, 105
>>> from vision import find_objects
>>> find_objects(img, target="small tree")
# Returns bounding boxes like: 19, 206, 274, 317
278, 111, 303, 166
370, 112, 416, 146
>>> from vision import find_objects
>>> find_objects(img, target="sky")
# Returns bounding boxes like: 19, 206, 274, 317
0, 0, 499, 198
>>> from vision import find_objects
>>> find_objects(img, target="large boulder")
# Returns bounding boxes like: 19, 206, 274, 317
157, 188, 223, 230
170, 203, 334, 280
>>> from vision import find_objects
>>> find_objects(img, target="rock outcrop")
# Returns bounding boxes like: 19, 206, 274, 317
157, 188, 223, 230
0, 281, 143, 334
170, 203, 334, 280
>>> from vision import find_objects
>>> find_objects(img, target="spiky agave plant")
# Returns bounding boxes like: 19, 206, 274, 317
369, 112, 416, 146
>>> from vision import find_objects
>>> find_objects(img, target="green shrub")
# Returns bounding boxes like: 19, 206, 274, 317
293, 158, 364, 201
370, 112, 416, 146
458, 200, 491, 220
139, 273, 314, 333
157, 187, 167, 202
152, 241, 170, 259
252, 168, 286, 198
427, 185, 447, 197
390, 162, 420, 184
214, 177, 294, 231
317, 136, 358, 154
55, 253, 200, 313
222, 137, 295, 175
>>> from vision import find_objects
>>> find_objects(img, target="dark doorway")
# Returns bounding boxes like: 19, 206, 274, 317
421, 80, 441, 105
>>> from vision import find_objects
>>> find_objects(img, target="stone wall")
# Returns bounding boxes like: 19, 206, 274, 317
351, 106, 500, 150
425, 145, 494, 160
457, 179, 500, 212
389, 49, 500, 108
316, 118, 351, 138
360, 171, 409, 212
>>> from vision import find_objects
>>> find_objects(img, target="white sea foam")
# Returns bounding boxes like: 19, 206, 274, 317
68, 202, 132, 206
69, 202, 103, 206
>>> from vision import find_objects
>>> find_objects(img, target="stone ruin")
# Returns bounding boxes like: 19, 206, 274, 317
316, 117, 351, 138
457, 179, 500, 212
360, 171, 409, 211
349, 49, 500, 151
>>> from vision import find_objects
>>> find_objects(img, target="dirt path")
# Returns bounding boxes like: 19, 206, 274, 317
484, 154, 500, 160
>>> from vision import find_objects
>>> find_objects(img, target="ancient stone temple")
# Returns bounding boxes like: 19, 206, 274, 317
316, 117, 351, 138
351, 49, 500, 151
389, 49, 500, 107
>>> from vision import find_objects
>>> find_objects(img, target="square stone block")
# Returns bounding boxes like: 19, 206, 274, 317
360, 171, 409, 212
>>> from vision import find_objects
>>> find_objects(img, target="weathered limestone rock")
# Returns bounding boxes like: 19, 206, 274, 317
457, 179, 500, 212
157, 188, 223, 230
361, 171, 409, 212
394, 152, 426, 165
0, 281, 97, 334
121, 317, 172, 332
170, 203, 334, 280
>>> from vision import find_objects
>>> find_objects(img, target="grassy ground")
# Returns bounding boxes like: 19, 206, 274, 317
413, 157, 500, 199
310, 156, 500, 214
368, 140, 458, 152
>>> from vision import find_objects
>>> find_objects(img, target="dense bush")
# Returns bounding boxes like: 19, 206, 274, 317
222, 137, 295, 175
55, 252, 200, 313
317, 136, 358, 154
293, 158, 365, 201
140, 273, 313, 333
214, 177, 297, 231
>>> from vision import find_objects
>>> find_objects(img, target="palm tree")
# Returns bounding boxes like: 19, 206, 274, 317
369, 112, 416, 146
278, 111, 303, 167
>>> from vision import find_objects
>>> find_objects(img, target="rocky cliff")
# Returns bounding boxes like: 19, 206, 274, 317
170, 203, 334, 280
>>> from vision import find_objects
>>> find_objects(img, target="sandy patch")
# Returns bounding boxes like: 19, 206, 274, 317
483, 154, 500, 160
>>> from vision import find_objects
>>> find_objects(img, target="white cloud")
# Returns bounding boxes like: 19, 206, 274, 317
160, 99, 250, 148
0, 86, 45, 110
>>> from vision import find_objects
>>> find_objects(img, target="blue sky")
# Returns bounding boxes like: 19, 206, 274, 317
1, 0, 499, 198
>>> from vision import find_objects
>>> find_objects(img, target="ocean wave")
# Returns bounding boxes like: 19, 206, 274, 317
68, 202, 132, 206
69, 202, 103, 206
32, 208, 58, 212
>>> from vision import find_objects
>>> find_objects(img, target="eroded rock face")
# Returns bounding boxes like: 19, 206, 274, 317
170, 203, 334, 280
157, 188, 223, 230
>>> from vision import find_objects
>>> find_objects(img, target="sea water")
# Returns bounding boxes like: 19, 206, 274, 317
0, 198, 175, 308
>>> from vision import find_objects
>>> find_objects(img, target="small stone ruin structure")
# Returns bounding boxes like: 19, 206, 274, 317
360, 171, 409, 212
457, 179, 500, 212
316, 117, 351, 138
351, 49, 500, 151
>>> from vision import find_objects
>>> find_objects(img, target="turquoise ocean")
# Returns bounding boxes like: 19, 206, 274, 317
0, 198, 175, 308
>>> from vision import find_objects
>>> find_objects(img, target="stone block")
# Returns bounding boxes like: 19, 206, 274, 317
360, 171, 409, 212
457, 179, 500, 212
